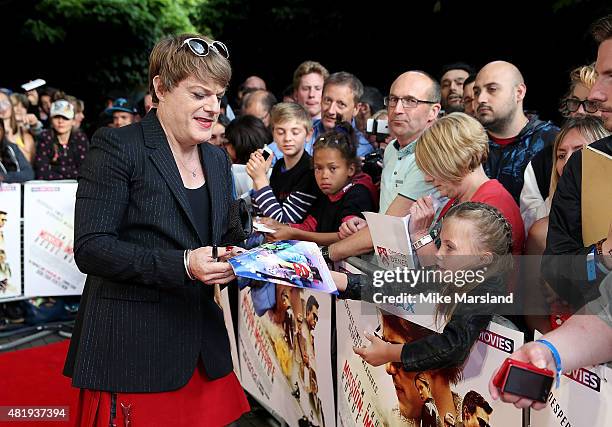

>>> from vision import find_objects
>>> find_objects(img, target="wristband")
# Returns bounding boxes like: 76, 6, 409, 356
184, 249, 196, 281
536, 339, 562, 388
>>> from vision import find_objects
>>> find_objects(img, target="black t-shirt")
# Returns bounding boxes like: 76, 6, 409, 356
313, 184, 374, 232
270, 152, 319, 204
185, 183, 211, 245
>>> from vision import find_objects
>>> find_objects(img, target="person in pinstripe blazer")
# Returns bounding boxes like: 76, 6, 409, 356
63, 35, 250, 426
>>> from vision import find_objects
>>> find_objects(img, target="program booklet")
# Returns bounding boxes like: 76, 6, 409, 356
228, 240, 338, 294
363, 211, 415, 270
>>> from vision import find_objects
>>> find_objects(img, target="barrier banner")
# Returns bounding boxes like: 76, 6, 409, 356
530, 330, 612, 426
0, 183, 22, 298
336, 300, 523, 427
220, 287, 241, 379
23, 181, 85, 296
238, 284, 335, 427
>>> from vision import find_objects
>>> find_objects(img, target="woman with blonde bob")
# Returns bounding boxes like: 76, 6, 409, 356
408, 113, 525, 267
64, 34, 249, 426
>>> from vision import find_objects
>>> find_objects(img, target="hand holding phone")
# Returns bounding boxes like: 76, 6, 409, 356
492, 358, 554, 403
261, 145, 273, 161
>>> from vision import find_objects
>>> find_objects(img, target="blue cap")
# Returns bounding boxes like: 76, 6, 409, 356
106, 98, 137, 115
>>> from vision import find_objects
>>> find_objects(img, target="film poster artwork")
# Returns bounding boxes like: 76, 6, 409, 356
530, 331, 612, 426
229, 240, 337, 295
336, 299, 523, 427
220, 286, 241, 379
24, 182, 86, 296
238, 284, 334, 427
0, 183, 21, 298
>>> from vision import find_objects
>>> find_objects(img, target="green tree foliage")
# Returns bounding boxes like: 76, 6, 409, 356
23, 0, 209, 93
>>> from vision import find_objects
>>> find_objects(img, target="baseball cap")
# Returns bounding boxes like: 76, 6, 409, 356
50, 100, 75, 119
106, 98, 137, 115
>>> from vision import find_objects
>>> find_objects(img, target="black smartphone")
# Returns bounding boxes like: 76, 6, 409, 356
261, 145, 272, 161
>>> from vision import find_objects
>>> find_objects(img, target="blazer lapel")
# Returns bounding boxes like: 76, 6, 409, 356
200, 142, 223, 246
142, 111, 203, 244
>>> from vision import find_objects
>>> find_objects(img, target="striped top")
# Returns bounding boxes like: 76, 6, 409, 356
251, 151, 319, 223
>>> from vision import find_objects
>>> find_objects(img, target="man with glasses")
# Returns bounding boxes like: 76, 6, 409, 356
307, 71, 374, 157
474, 61, 558, 203
324, 71, 440, 262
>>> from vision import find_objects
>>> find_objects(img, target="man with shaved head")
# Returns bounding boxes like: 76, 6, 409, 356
474, 61, 558, 202
323, 70, 441, 262
244, 75, 266, 91
242, 89, 277, 127
235, 75, 267, 111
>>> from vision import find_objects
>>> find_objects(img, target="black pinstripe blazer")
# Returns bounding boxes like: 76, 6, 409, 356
63, 110, 242, 392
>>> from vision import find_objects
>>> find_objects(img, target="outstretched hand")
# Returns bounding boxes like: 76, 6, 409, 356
488, 341, 556, 410
353, 331, 402, 367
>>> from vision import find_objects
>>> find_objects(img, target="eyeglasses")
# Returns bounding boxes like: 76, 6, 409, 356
478, 417, 491, 427
384, 96, 437, 109
177, 38, 229, 59
563, 97, 599, 114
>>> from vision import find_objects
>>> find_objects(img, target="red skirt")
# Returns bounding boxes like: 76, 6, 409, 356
74, 361, 249, 427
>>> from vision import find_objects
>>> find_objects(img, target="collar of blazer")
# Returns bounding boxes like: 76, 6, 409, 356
141, 109, 225, 246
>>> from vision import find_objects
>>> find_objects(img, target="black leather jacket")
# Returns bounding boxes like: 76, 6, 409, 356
338, 272, 505, 372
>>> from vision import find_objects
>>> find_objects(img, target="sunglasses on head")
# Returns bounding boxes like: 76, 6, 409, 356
177, 38, 229, 59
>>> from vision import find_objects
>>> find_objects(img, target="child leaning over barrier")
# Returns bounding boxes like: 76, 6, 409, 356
331, 201, 514, 372
263, 119, 378, 245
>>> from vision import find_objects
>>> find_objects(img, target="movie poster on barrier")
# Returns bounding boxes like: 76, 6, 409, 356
530, 330, 612, 426
220, 287, 241, 379
238, 284, 334, 427
336, 299, 523, 427
24, 181, 86, 296
0, 183, 22, 298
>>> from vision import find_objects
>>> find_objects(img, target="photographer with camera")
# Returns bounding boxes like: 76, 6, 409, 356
362, 109, 394, 185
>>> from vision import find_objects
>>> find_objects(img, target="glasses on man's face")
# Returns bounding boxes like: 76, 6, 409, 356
564, 97, 599, 114
177, 38, 229, 59
384, 95, 437, 109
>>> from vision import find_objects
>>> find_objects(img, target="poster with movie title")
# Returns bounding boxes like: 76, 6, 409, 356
220, 287, 241, 379
530, 331, 612, 426
336, 299, 523, 427
238, 284, 335, 427
0, 183, 22, 299
24, 181, 86, 296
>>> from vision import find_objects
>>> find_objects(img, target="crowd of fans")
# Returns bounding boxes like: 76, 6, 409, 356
1, 13, 611, 418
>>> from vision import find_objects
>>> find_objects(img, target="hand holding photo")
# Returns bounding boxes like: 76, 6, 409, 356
227, 240, 337, 294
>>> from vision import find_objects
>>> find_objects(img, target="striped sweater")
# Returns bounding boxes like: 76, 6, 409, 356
251, 151, 320, 223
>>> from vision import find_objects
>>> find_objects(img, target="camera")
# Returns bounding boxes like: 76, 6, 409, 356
366, 118, 389, 143
362, 149, 384, 184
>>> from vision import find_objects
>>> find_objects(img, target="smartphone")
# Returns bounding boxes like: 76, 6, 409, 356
261, 144, 273, 161
493, 358, 554, 403
21, 79, 46, 92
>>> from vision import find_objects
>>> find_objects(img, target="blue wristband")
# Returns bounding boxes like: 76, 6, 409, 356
536, 339, 562, 388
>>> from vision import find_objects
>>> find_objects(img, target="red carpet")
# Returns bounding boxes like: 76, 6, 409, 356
0, 340, 79, 426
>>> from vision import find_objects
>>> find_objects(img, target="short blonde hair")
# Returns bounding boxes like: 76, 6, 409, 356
148, 34, 231, 103
270, 102, 312, 133
416, 112, 489, 182
559, 64, 598, 117
292, 60, 329, 92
